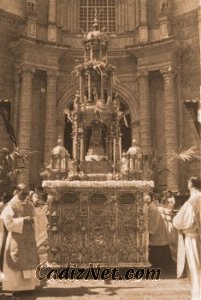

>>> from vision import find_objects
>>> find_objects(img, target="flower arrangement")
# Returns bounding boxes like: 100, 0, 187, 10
42, 179, 154, 190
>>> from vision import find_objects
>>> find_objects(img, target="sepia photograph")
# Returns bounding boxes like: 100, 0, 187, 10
0, 0, 200, 299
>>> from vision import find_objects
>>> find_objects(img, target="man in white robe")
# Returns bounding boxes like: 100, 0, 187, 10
173, 176, 201, 300
0, 189, 39, 295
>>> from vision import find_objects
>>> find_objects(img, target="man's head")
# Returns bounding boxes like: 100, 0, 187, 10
13, 183, 29, 196
167, 191, 173, 198
15, 183, 29, 201
188, 176, 201, 191
143, 192, 153, 203
35, 185, 43, 194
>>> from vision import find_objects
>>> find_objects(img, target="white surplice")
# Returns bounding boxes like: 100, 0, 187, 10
0, 198, 37, 292
173, 189, 201, 300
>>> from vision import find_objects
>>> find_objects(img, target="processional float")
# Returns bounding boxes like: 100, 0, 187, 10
42, 14, 153, 268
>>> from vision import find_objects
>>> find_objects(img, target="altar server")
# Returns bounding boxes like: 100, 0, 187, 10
146, 192, 172, 267
173, 176, 201, 300
0, 187, 39, 295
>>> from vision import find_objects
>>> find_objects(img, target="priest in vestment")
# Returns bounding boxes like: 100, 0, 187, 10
0, 189, 39, 294
173, 177, 201, 300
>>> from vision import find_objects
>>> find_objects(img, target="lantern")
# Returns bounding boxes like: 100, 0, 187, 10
51, 137, 69, 178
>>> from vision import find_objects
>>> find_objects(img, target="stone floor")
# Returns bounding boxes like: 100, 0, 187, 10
0, 272, 191, 300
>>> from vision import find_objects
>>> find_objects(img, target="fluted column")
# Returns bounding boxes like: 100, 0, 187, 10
18, 67, 35, 184
13, 69, 20, 134
48, 0, 56, 23
161, 68, 178, 191
135, 0, 140, 28
198, 5, 201, 95
48, 0, 57, 42
140, 0, 147, 24
124, 0, 128, 32
44, 70, 57, 163
116, 0, 121, 33
138, 70, 151, 154
117, 0, 125, 33
139, 0, 148, 43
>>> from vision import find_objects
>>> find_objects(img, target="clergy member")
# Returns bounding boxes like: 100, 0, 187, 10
146, 192, 172, 268
173, 176, 201, 300
0, 186, 39, 295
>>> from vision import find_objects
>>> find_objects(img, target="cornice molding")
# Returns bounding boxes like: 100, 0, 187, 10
10, 37, 71, 70
0, 8, 24, 24
126, 36, 180, 58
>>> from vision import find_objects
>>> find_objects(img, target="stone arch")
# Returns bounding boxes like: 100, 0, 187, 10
56, 81, 79, 136
57, 82, 139, 121
112, 83, 139, 122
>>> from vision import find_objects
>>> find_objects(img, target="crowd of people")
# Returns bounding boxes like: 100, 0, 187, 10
0, 177, 200, 300
146, 190, 176, 210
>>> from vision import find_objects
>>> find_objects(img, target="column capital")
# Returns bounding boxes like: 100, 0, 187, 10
137, 69, 149, 78
21, 65, 36, 75
46, 69, 58, 79
160, 66, 177, 79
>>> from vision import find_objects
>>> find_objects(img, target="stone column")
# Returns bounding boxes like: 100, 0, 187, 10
13, 69, 20, 134
139, 0, 148, 43
44, 70, 57, 163
25, 0, 37, 38
140, 0, 147, 24
117, 0, 125, 33
116, 0, 121, 33
124, 0, 128, 32
135, 0, 140, 27
159, 1, 171, 39
48, 0, 57, 42
138, 70, 151, 155
198, 6, 201, 99
18, 66, 35, 184
161, 68, 178, 191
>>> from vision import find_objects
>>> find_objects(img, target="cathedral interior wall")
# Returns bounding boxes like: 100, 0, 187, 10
0, 11, 22, 150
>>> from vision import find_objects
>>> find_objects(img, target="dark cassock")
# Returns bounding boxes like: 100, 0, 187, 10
0, 192, 39, 292
148, 200, 172, 267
